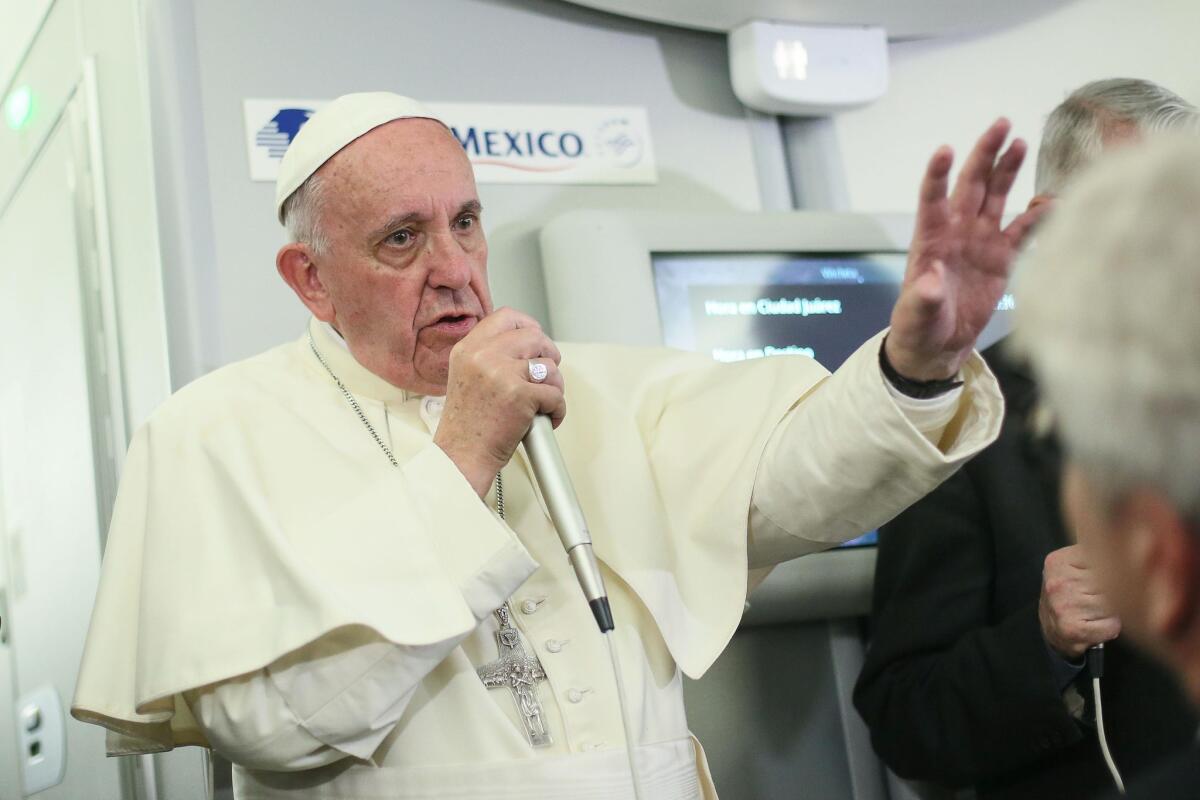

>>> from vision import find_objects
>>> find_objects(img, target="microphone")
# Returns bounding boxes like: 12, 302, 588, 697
1087, 642, 1105, 678
522, 415, 614, 632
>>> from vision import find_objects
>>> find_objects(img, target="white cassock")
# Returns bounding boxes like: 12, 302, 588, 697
73, 319, 1001, 799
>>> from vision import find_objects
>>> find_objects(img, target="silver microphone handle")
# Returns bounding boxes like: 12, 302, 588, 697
521, 415, 614, 632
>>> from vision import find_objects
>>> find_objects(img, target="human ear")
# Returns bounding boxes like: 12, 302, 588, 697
1120, 489, 1200, 640
1026, 193, 1055, 214
277, 243, 335, 322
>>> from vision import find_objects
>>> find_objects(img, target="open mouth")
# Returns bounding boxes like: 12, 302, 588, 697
428, 313, 476, 333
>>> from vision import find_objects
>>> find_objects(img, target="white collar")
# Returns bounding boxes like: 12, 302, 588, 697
307, 320, 446, 422
319, 320, 350, 352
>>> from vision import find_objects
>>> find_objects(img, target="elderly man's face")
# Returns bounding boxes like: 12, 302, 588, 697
315, 118, 490, 394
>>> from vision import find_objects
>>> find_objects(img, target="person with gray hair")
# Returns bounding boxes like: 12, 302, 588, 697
855, 77, 1199, 800
1012, 132, 1200, 800
1034, 77, 1197, 197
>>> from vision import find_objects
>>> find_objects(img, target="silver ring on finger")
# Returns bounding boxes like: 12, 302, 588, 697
528, 360, 549, 383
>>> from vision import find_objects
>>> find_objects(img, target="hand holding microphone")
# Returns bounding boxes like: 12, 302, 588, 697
435, 309, 613, 631
1039, 544, 1121, 660
434, 307, 565, 498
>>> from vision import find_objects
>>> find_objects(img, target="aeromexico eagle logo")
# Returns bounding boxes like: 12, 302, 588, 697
255, 108, 315, 159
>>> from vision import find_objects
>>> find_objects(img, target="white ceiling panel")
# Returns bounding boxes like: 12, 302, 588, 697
559, 0, 1081, 39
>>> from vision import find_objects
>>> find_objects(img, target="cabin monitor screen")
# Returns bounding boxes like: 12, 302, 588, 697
652, 251, 1016, 549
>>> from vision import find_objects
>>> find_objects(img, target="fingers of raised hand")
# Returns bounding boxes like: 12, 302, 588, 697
980, 138, 1027, 222
886, 268, 947, 361
1002, 201, 1051, 249
918, 145, 955, 205
914, 146, 955, 238
950, 118, 1012, 218
912, 261, 949, 308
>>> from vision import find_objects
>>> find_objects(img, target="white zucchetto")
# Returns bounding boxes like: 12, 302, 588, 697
274, 92, 442, 223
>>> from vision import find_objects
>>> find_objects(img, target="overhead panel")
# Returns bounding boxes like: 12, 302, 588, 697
558, 0, 1080, 38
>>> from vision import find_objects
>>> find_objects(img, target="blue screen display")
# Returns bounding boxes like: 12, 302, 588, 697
651, 251, 1015, 551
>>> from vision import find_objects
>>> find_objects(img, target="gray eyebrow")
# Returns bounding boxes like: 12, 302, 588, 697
369, 201, 483, 243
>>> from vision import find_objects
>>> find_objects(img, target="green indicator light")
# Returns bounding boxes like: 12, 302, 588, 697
4, 85, 34, 131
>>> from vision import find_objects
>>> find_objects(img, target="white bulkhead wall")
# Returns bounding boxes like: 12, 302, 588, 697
832, 0, 1200, 213
0, 0, 197, 797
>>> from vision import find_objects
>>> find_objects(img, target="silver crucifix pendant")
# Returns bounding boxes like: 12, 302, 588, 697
477, 605, 553, 747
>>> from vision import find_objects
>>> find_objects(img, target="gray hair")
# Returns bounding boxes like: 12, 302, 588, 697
1035, 78, 1198, 195
280, 173, 331, 256
1012, 135, 1200, 523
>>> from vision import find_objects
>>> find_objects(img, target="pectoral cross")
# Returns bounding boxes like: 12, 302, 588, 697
477, 604, 553, 747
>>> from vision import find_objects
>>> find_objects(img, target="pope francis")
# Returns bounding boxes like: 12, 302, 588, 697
72, 93, 1041, 799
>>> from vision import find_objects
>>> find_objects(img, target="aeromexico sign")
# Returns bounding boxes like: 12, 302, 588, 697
244, 99, 657, 185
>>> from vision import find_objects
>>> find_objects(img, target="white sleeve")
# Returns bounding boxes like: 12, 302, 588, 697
883, 379, 963, 446
184, 630, 459, 771
184, 444, 538, 772
746, 336, 1002, 568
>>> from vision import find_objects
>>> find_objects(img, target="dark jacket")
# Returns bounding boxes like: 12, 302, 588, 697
1106, 746, 1200, 800
853, 342, 1197, 799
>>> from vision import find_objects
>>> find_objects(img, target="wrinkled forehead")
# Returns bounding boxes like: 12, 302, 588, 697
313, 119, 478, 234
322, 117, 473, 190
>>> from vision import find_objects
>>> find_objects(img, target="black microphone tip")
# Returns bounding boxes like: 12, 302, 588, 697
590, 597, 615, 633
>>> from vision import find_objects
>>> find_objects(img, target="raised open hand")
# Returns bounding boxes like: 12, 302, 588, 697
885, 119, 1049, 381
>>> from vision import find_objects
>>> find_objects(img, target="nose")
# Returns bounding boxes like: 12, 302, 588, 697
425, 231, 472, 290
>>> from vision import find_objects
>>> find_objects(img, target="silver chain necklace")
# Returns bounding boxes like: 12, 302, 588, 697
307, 332, 552, 747
307, 332, 506, 508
